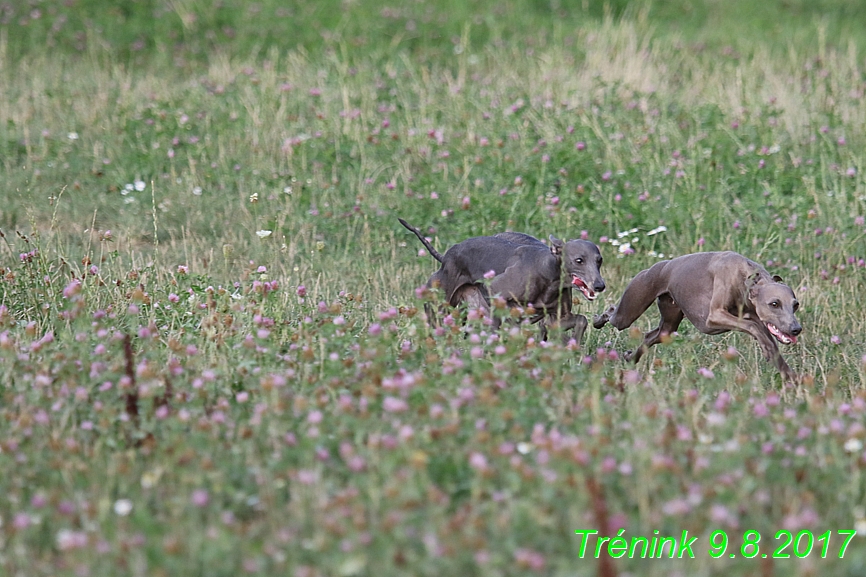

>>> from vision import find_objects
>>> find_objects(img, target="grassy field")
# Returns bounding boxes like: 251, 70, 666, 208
1, 1, 865, 575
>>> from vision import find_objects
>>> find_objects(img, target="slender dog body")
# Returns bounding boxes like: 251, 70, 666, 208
399, 219, 605, 342
593, 251, 802, 381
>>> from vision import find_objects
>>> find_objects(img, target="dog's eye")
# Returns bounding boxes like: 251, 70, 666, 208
575, 257, 584, 264
770, 301, 780, 308
793, 301, 799, 312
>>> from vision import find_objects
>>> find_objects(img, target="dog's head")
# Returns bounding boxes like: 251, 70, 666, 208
550, 236, 606, 301
746, 273, 802, 345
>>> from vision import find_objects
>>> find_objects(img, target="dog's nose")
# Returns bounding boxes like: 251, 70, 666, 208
594, 281, 606, 293
790, 325, 802, 336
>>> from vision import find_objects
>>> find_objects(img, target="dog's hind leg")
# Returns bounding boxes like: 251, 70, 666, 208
450, 283, 498, 328
627, 293, 684, 363
424, 302, 441, 329
451, 283, 490, 312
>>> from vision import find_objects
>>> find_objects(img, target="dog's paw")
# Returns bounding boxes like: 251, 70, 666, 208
593, 306, 617, 329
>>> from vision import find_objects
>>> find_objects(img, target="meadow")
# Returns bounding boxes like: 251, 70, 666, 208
1, 0, 865, 575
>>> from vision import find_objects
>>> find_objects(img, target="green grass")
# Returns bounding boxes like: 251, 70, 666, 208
1, 1, 865, 575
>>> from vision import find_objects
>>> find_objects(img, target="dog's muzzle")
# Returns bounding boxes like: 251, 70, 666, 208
767, 322, 798, 345
572, 275, 597, 301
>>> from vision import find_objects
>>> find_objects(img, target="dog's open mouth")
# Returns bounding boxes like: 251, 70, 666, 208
572, 275, 596, 301
767, 323, 797, 345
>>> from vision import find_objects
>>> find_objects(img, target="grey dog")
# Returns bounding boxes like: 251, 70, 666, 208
593, 251, 802, 381
399, 218, 605, 342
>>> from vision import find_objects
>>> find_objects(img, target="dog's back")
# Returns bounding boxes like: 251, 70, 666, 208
438, 235, 552, 301
493, 231, 546, 247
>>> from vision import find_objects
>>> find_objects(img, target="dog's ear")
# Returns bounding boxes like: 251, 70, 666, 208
549, 235, 563, 256
744, 271, 763, 299
772, 274, 784, 283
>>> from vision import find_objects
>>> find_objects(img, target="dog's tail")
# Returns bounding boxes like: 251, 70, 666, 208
398, 218, 443, 263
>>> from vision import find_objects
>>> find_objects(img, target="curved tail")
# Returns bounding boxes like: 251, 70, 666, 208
398, 218, 443, 263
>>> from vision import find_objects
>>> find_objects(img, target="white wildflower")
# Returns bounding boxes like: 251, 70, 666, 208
706, 412, 726, 426
844, 438, 863, 453
113, 499, 133, 516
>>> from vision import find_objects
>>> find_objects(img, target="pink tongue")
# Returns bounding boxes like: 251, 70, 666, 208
572, 276, 595, 298
770, 324, 797, 345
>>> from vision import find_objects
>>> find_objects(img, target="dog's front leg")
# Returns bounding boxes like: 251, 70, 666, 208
708, 310, 798, 382
752, 325, 800, 383
539, 312, 586, 344
564, 313, 588, 345
544, 295, 588, 345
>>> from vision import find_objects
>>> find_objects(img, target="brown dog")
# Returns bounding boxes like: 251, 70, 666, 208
593, 251, 802, 381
